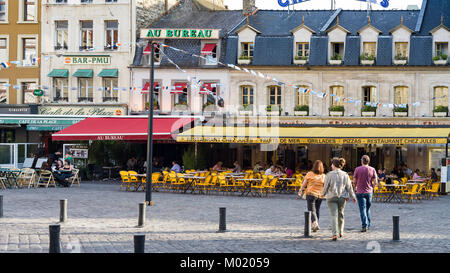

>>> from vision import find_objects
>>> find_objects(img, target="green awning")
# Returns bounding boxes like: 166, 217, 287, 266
48, 69, 69, 78
73, 69, 93, 78
97, 69, 118, 77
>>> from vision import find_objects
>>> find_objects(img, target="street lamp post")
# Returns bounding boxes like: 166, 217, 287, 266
145, 41, 155, 206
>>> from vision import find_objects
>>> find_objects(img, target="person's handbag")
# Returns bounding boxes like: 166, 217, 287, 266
300, 176, 322, 200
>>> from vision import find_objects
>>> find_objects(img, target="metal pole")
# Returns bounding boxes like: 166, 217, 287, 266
145, 41, 155, 206
49, 224, 61, 253
134, 234, 146, 253
60, 199, 67, 223
304, 211, 312, 238
138, 202, 146, 227
218, 207, 226, 232
393, 216, 400, 241
0, 195, 3, 218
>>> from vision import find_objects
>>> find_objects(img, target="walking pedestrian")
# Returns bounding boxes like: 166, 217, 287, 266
353, 155, 378, 232
298, 160, 326, 232
322, 158, 356, 241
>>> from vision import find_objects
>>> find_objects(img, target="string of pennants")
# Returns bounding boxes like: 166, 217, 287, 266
1, 40, 448, 108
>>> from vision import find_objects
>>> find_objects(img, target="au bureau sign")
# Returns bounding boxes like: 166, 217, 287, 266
39, 105, 127, 116
141, 28, 220, 39
64, 55, 111, 65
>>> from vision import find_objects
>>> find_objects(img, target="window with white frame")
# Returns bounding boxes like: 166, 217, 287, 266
22, 81, 37, 103
434, 86, 448, 108
201, 43, 218, 65
0, 1, 7, 22
55, 21, 68, 50
78, 78, 93, 102
105, 20, 118, 50
0, 82, 7, 104
53, 78, 68, 101
21, 38, 37, 66
394, 42, 408, 59
331, 42, 344, 60
80, 21, 93, 50
0, 38, 7, 63
103, 78, 118, 102
23, 0, 36, 22
330, 86, 344, 106
268, 85, 281, 106
435, 42, 448, 58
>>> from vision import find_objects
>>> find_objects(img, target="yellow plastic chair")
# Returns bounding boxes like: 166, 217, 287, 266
401, 184, 420, 203
128, 171, 140, 191
251, 177, 269, 197
120, 171, 131, 191
424, 182, 440, 200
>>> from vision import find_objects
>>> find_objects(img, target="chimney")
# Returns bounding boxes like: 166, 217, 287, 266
165, 0, 169, 13
243, 0, 256, 16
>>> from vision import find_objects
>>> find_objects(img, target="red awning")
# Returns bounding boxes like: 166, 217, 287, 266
170, 82, 187, 94
201, 44, 216, 55
142, 82, 159, 92
52, 117, 194, 141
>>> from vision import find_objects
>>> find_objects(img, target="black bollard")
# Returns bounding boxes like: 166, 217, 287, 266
303, 211, 312, 238
393, 216, 400, 241
60, 199, 67, 223
218, 207, 226, 232
138, 203, 146, 227
49, 225, 61, 253
134, 234, 146, 253
0, 195, 3, 218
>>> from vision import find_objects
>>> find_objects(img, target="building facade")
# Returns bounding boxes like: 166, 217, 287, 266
135, 0, 450, 173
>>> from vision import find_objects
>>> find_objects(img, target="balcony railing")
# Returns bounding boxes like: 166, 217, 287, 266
53, 97, 69, 102
54, 45, 68, 50
103, 97, 118, 102
78, 97, 93, 103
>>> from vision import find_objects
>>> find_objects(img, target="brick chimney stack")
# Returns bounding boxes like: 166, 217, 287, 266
243, 0, 256, 16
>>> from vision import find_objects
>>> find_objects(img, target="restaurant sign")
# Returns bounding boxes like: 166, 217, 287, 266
0, 118, 82, 125
39, 105, 126, 116
141, 28, 220, 39
63, 55, 111, 65
177, 136, 448, 145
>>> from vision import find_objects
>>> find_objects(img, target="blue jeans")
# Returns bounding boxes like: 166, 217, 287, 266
356, 193, 373, 229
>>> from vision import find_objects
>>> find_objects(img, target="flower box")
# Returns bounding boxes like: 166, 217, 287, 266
267, 111, 280, 116
173, 105, 188, 112
294, 111, 308, 116
361, 60, 375, 65
433, 60, 447, 65
238, 59, 251, 65
239, 111, 253, 116
393, 59, 407, 65
294, 59, 307, 65
393, 111, 408, 117
329, 111, 344, 117
433, 111, 448, 117
329, 60, 342, 65
362, 111, 376, 117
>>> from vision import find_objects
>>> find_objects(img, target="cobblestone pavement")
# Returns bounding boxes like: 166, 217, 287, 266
0, 182, 449, 253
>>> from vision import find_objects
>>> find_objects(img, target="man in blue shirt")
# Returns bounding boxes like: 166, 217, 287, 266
171, 161, 181, 173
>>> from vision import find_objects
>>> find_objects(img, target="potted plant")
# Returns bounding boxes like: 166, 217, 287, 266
294, 55, 308, 65
238, 104, 253, 115
394, 54, 408, 65
393, 106, 408, 117
361, 105, 377, 117
202, 102, 217, 116
329, 54, 342, 65
294, 105, 309, 116
145, 101, 159, 111
360, 53, 375, 65
433, 54, 448, 65
329, 105, 344, 116
433, 105, 448, 117
238, 54, 251, 65
174, 101, 188, 111
266, 105, 282, 116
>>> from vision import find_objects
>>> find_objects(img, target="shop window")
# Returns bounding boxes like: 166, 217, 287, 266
394, 42, 408, 59
268, 85, 281, 105
53, 78, 68, 102
296, 85, 309, 106
0, 1, 7, 22
241, 85, 253, 106
22, 82, 37, 103
330, 86, 344, 106
0, 38, 7, 63
55, 21, 68, 50
296, 42, 309, 58
80, 21, 93, 51
0, 82, 7, 104
103, 78, 118, 102
78, 78, 93, 102
105, 20, 118, 51
434, 86, 448, 108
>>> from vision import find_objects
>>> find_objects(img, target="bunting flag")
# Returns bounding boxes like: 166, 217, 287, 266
1, 62, 11, 68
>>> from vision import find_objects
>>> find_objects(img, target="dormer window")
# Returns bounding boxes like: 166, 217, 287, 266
331, 42, 344, 59
236, 24, 260, 65
296, 42, 309, 59
241, 42, 253, 59
291, 17, 315, 64
430, 17, 450, 65
326, 17, 348, 65
394, 42, 408, 60
201, 42, 218, 66
390, 16, 412, 65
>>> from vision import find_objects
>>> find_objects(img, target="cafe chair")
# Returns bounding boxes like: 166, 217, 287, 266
151, 172, 162, 191
424, 183, 440, 200
68, 169, 81, 187
128, 171, 140, 191
251, 177, 269, 197
0, 177, 6, 190
401, 184, 420, 203
17, 168, 37, 188
119, 171, 131, 191
37, 170, 57, 188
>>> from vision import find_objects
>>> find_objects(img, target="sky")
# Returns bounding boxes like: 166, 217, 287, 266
223, 0, 424, 10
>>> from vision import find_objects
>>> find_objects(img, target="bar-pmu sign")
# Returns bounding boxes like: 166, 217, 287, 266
278, 0, 311, 7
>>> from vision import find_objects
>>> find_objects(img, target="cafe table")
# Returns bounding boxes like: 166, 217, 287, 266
383, 184, 406, 203
238, 178, 263, 196
182, 176, 206, 193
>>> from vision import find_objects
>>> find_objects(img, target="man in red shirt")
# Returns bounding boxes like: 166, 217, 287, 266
353, 155, 378, 232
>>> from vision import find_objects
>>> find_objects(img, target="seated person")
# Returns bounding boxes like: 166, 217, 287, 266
430, 168, 438, 182
412, 169, 422, 180
378, 168, 386, 181
212, 161, 223, 171
53, 160, 72, 187
230, 161, 242, 173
